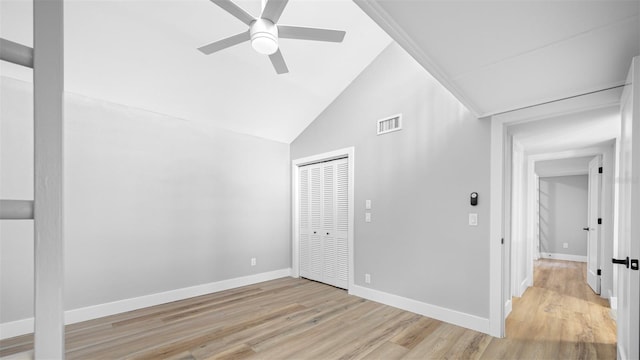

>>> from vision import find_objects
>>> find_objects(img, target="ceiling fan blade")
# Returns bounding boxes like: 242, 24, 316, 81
210, 0, 255, 25
198, 31, 250, 55
278, 25, 346, 42
269, 49, 289, 74
261, 0, 288, 23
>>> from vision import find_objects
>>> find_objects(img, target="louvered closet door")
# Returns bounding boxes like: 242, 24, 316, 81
299, 167, 311, 279
309, 165, 324, 281
298, 158, 348, 289
299, 163, 323, 282
324, 158, 348, 289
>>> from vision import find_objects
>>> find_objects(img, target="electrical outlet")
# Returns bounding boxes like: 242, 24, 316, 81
365, 212, 371, 222
563, 243, 569, 249
365, 200, 372, 210
251, 258, 256, 266
365, 273, 371, 284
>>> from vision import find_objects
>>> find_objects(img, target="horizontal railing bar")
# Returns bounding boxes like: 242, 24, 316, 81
0, 38, 34, 68
0, 200, 34, 220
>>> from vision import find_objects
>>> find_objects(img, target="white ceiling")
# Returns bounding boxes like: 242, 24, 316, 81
0, 0, 392, 143
356, 0, 640, 117
509, 105, 620, 155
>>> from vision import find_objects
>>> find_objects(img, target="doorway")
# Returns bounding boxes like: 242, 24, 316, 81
291, 147, 355, 290
538, 173, 589, 264
505, 153, 617, 354
490, 100, 621, 338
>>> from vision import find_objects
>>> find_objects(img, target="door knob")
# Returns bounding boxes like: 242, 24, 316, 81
612, 257, 630, 268
582, 227, 589, 231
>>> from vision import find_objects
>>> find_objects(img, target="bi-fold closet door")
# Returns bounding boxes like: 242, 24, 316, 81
299, 158, 348, 289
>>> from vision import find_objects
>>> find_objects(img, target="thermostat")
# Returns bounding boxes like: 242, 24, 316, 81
470, 192, 478, 206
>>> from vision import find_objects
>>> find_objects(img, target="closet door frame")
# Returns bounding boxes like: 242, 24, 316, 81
292, 147, 355, 291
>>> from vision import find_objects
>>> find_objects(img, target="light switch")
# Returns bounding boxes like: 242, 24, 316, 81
365, 200, 372, 210
365, 212, 371, 222
469, 213, 478, 226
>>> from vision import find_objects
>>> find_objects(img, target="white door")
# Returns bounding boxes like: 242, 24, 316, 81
616, 57, 639, 360
586, 155, 601, 294
298, 158, 348, 289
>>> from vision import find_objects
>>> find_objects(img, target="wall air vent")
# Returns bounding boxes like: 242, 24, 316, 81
377, 114, 402, 135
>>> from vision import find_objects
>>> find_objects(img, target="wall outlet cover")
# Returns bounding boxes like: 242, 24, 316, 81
469, 213, 478, 226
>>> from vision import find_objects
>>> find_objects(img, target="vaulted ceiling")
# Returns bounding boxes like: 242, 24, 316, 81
0, 0, 391, 143
356, 0, 640, 117
2, 0, 639, 143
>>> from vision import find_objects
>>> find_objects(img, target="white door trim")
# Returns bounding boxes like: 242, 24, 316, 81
292, 147, 355, 290
489, 118, 506, 337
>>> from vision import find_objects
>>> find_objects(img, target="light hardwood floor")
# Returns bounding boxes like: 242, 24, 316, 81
1, 259, 616, 359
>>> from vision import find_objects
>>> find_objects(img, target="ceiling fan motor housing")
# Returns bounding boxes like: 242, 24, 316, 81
250, 18, 279, 55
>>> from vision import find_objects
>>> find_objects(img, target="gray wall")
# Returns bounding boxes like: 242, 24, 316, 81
291, 43, 491, 318
539, 175, 588, 257
0, 77, 291, 323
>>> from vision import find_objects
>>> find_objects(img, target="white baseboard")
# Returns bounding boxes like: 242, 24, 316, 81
609, 295, 617, 320
504, 299, 512, 318
539, 252, 587, 262
617, 343, 627, 360
0, 268, 292, 340
349, 285, 490, 335
517, 277, 529, 297
0, 318, 33, 341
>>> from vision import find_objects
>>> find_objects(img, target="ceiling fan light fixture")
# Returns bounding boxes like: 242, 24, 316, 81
199, 0, 347, 74
250, 19, 278, 55
251, 35, 278, 55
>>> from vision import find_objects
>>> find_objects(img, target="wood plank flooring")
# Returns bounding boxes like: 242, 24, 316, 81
1, 259, 616, 359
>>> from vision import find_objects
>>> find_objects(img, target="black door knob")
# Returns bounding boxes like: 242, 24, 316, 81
612, 257, 630, 268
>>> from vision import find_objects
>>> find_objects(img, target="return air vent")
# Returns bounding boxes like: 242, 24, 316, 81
377, 114, 402, 135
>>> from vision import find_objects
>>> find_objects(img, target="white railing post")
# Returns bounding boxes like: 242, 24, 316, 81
33, 0, 65, 358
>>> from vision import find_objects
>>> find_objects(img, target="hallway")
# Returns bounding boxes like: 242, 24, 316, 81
484, 259, 617, 358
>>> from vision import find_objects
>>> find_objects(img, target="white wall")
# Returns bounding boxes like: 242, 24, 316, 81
0, 77, 291, 325
538, 175, 588, 259
291, 43, 491, 320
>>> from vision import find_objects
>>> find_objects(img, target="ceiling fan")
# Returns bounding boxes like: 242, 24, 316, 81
198, 0, 346, 74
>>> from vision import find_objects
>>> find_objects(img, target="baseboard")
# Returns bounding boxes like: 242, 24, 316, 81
0, 268, 292, 340
539, 252, 587, 262
0, 318, 33, 341
609, 295, 617, 320
504, 299, 512, 318
349, 285, 490, 335
617, 343, 627, 360
517, 277, 529, 297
